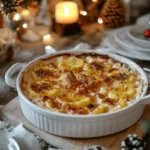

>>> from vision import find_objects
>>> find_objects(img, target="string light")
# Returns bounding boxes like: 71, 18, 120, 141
98, 17, 103, 24
13, 13, 21, 21
22, 23, 28, 28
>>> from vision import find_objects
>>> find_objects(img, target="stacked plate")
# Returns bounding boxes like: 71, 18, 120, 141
105, 24, 150, 61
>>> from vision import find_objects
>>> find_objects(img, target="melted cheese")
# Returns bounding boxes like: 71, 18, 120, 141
21, 53, 143, 115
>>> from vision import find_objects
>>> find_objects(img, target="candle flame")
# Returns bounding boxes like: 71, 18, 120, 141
43, 34, 51, 40
98, 17, 103, 24
13, 13, 20, 21
92, 0, 97, 2
80, 11, 87, 16
64, 7, 70, 16
23, 23, 28, 28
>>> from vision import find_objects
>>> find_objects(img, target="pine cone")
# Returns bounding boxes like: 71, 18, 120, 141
100, 0, 126, 28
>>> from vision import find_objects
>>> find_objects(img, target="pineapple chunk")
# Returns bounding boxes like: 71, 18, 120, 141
68, 56, 84, 70
58, 60, 70, 71
128, 75, 135, 83
99, 87, 107, 95
108, 90, 118, 101
128, 84, 136, 89
103, 62, 112, 71
29, 89, 38, 98
126, 88, 136, 98
42, 66, 57, 71
119, 101, 127, 109
112, 80, 120, 88
83, 63, 93, 75
58, 56, 84, 71
93, 105, 109, 114
69, 97, 91, 108
45, 100, 52, 109
119, 93, 127, 99
46, 89, 61, 98
67, 92, 76, 99
83, 63, 91, 71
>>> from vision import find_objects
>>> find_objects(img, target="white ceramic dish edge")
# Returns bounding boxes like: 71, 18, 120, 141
5, 50, 150, 138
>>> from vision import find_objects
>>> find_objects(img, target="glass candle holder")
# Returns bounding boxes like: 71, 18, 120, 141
5, 13, 21, 50
49, 0, 81, 36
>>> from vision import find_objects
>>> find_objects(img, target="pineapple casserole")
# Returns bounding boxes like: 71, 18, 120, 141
21, 53, 143, 115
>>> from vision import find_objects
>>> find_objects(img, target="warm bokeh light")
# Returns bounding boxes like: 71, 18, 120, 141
92, 0, 98, 2
13, 13, 21, 21
80, 10, 87, 16
23, 23, 28, 28
98, 17, 103, 24
43, 34, 51, 40
43, 34, 52, 45
55, 2, 79, 24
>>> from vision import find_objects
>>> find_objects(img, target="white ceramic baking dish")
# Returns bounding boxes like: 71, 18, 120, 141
5, 50, 150, 138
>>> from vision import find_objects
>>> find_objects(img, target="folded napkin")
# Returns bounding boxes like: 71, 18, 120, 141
1, 122, 104, 150
9, 124, 60, 150
45, 42, 113, 55
71, 43, 90, 50
22, 30, 41, 42
9, 124, 41, 150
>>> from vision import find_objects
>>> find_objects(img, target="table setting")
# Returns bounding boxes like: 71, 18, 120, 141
0, 0, 150, 150
104, 25, 150, 61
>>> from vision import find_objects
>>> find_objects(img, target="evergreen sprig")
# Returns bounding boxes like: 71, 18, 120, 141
0, 0, 38, 14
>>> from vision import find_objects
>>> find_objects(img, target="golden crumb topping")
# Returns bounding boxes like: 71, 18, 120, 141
21, 53, 143, 115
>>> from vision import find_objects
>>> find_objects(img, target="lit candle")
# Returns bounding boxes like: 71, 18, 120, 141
55, 1, 79, 24
43, 34, 52, 45
92, 0, 97, 2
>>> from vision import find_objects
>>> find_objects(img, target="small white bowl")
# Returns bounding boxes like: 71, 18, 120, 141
127, 25, 150, 48
114, 27, 150, 52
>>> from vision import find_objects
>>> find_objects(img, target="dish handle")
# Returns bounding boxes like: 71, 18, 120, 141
139, 94, 150, 104
139, 68, 150, 104
5, 63, 26, 88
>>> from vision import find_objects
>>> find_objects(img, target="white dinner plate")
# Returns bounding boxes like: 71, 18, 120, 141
105, 33, 150, 61
127, 24, 150, 48
114, 27, 150, 52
